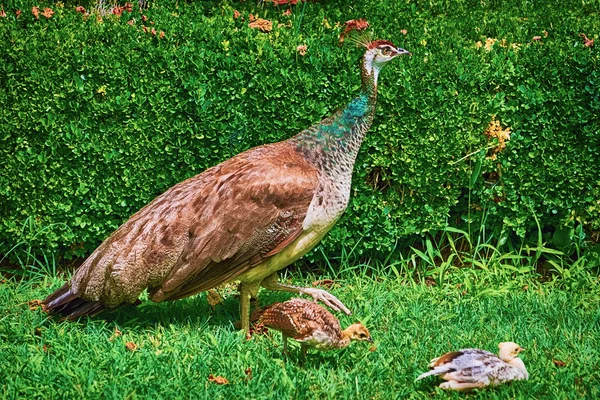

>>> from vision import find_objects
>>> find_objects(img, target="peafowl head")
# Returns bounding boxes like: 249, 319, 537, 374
358, 39, 411, 88
498, 341, 525, 362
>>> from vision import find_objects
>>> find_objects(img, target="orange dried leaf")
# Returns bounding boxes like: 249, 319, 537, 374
75, 6, 86, 14
532, 35, 542, 42
16, 9, 22, 18
580, 33, 594, 47
42, 7, 54, 19
249, 18, 272, 33
282, 9, 292, 16
0, 8, 6, 17
245, 367, 252, 381
339, 18, 370, 43
484, 37, 497, 51
233, 10, 241, 19
125, 341, 137, 351
32, 6, 40, 19
483, 116, 511, 159
296, 44, 307, 56
400, 29, 408, 35
208, 374, 229, 385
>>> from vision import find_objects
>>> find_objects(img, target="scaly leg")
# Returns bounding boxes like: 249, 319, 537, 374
439, 381, 485, 392
261, 273, 351, 315
239, 281, 262, 334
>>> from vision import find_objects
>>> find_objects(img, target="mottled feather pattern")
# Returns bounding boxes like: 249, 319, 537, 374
259, 298, 344, 344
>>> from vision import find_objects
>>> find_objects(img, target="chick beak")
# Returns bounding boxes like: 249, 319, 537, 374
518, 347, 525, 353
367, 336, 374, 343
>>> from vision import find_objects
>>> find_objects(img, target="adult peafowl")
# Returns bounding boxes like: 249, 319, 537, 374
43, 38, 411, 333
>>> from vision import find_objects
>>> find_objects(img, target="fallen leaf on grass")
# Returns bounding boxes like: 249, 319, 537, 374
233, 10, 241, 19
553, 359, 566, 367
0, 8, 6, 17
208, 374, 229, 385
29, 299, 43, 311
249, 18, 272, 33
125, 341, 137, 351
369, 345, 377, 352
43, 344, 50, 353
339, 18, 370, 43
245, 367, 252, 382
32, 6, 40, 19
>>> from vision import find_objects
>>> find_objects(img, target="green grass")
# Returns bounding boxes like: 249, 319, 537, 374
2, 260, 599, 399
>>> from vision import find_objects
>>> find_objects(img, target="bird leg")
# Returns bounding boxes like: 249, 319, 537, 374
239, 281, 262, 334
439, 381, 485, 392
261, 273, 352, 315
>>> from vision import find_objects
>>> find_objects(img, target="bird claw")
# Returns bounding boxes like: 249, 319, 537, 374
298, 287, 352, 315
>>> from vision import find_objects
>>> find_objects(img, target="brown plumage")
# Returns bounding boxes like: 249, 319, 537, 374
255, 298, 372, 357
42, 40, 411, 332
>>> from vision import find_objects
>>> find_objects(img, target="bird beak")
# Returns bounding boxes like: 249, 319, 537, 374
518, 347, 525, 353
367, 336, 374, 343
395, 48, 412, 57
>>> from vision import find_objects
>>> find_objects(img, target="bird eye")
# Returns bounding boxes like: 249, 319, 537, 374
381, 48, 391, 55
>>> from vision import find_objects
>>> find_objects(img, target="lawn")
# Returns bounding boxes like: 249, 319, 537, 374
2, 262, 599, 399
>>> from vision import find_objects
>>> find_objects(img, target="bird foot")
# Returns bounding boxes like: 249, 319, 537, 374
297, 287, 352, 315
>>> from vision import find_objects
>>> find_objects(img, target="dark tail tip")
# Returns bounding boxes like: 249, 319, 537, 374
42, 282, 105, 320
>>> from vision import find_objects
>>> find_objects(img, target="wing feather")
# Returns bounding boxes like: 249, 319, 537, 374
70, 142, 319, 307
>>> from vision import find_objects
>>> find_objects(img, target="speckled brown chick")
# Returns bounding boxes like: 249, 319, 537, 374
256, 298, 372, 358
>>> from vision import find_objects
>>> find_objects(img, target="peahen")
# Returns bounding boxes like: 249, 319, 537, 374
43, 39, 411, 333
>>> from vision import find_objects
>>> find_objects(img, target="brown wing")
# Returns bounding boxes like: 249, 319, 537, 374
70, 141, 319, 307
259, 299, 341, 341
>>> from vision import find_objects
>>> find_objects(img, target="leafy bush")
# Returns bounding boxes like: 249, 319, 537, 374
0, 0, 598, 265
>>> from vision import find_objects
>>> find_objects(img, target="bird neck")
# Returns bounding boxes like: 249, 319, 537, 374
335, 328, 354, 348
289, 53, 380, 174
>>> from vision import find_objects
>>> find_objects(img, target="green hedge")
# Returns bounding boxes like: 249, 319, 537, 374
1, 0, 598, 264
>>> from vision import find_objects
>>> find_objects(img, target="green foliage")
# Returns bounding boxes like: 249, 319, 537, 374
0, 0, 598, 263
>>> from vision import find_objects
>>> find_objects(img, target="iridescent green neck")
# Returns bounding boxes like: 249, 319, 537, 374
290, 55, 380, 170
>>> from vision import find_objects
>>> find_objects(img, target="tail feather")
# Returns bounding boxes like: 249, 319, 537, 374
416, 367, 447, 381
42, 282, 106, 320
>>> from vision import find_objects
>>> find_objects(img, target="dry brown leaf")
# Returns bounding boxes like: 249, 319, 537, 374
0, 8, 6, 17
43, 344, 50, 353
16, 9, 22, 18
580, 33, 594, 47
271, 0, 298, 5
29, 299, 43, 311
483, 116, 511, 159
233, 10, 241, 19
249, 18, 272, 33
206, 289, 223, 308
245, 367, 252, 382
532, 35, 542, 42
75, 6, 86, 13
32, 6, 40, 19
125, 341, 137, 351
400, 29, 408, 35
282, 9, 292, 16
553, 359, 566, 367
339, 18, 370, 43
208, 374, 229, 385
369, 345, 377, 352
